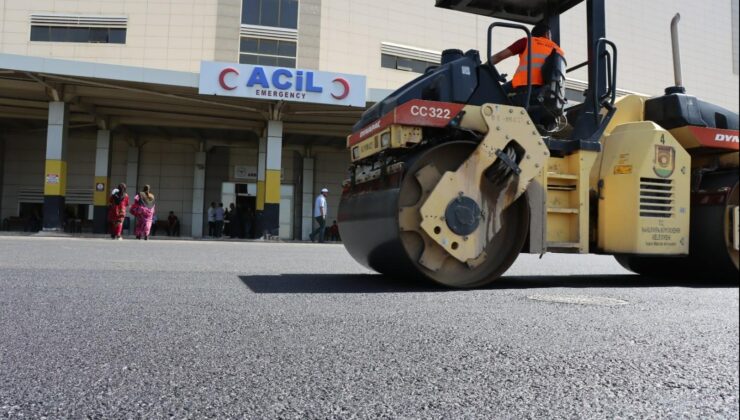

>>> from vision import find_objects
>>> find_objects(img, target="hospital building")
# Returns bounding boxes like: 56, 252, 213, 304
0, 0, 737, 238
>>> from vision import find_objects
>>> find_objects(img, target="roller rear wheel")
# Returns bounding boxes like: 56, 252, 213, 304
616, 172, 739, 281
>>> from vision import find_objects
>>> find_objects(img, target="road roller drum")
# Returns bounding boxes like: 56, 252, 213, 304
339, 141, 531, 288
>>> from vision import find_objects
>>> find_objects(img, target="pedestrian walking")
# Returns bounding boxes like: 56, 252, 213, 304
108, 183, 129, 240
131, 184, 156, 240
309, 188, 329, 243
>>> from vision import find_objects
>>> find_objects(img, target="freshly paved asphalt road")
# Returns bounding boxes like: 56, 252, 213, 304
0, 235, 738, 418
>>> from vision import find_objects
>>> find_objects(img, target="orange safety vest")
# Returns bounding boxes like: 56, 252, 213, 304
512, 37, 565, 88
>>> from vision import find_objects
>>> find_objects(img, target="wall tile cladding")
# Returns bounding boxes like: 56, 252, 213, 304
66, 133, 96, 190
0, 0, 220, 72
320, 0, 738, 111
1, 134, 44, 220
109, 137, 129, 186
2, 0, 736, 110
297, 0, 322, 69
137, 139, 196, 233
214, 0, 240, 63
0, 131, 96, 219
228, 146, 257, 180
227, 145, 296, 184
598, 0, 738, 111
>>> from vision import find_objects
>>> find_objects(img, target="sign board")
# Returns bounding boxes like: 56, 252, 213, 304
46, 174, 59, 184
234, 165, 258, 180
199, 61, 366, 107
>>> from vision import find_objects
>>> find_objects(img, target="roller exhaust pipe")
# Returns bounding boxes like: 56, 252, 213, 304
667, 13, 686, 94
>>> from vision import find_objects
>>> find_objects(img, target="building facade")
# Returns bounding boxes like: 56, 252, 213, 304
1, 0, 738, 238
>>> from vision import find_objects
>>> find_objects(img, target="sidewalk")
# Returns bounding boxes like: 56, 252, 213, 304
0, 230, 341, 244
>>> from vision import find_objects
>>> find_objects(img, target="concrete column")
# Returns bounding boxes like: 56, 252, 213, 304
255, 134, 267, 233
301, 156, 315, 240
125, 146, 139, 230
192, 151, 206, 238
255, 120, 283, 238
42, 102, 69, 231
92, 130, 111, 233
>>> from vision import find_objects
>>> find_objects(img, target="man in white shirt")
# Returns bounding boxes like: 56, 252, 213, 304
309, 188, 329, 243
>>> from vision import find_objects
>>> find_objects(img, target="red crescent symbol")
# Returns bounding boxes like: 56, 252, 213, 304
219, 67, 239, 91
331, 77, 350, 100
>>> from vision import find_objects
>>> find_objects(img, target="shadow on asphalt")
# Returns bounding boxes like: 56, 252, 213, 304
240, 274, 443, 293
239, 274, 738, 293
500, 275, 739, 289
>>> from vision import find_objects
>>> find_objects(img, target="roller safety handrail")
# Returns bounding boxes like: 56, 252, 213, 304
487, 22, 532, 110
594, 37, 617, 118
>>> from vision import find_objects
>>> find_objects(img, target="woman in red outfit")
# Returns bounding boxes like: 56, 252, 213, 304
108, 183, 129, 240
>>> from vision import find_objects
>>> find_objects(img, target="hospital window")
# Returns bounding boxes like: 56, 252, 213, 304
239, 37, 296, 67
381, 54, 438, 74
30, 26, 126, 44
242, 0, 298, 29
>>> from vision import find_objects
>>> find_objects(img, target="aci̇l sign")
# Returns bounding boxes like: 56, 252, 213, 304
199, 61, 366, 107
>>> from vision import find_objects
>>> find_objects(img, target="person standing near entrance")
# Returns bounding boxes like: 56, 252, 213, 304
108, 183, 129, 240
309, 188, 329, 243
230, 203, 243, 238
167, 211, 180, 236
223, 203, 233, 237
214, 202, 225, 238
207, 201, 216, 237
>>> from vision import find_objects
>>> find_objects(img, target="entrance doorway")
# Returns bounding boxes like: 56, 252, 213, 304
221, 182, 256, 238
235, 183, 256, 238
221, 182, 293, 239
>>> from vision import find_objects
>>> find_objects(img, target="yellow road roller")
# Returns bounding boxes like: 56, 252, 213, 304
338, 0, 739, 288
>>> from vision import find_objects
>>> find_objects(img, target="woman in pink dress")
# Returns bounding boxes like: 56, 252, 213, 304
131, 185, 156, 240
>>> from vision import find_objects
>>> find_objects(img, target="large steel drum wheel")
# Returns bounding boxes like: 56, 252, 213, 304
397, 141, 529, 288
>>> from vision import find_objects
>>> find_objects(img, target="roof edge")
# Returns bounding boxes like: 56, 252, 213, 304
0, 53, 199, 88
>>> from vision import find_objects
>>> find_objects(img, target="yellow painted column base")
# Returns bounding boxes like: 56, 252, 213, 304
44, 160, 67, 196
256, 180, 266, 211
93, 176, 110, 206
265, 169, 281, 204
